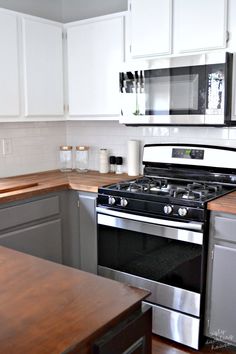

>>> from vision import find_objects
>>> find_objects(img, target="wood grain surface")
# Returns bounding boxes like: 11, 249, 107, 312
0, 246, 149, 354
0, 170, 137, 204
1, 169, 235, 213
207, 190, 236, 214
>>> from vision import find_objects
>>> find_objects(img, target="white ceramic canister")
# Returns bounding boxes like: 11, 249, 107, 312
99, 149, 109, 173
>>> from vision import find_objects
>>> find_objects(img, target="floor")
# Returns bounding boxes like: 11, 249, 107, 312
152, 335, 236, 353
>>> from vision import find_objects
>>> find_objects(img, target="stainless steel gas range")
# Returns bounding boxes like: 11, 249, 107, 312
96, 144, 236, 349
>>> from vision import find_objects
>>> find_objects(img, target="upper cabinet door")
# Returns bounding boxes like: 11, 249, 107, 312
129, 0, 172, 58
0, 11, 20, 116
174, 0, 227, 53
22, 18, 64, 116
67, 15, 124, 117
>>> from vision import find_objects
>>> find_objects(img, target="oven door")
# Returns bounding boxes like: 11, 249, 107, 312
97, 208, 204, 317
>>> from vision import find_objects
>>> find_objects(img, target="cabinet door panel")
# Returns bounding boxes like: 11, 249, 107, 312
174, 0, 227, 53
130, 0, 172, 57
67, 16, 124, 117
209, 245, 236, 342
79, 192, 97, 274
22, 18, 64, 116
0, 11, 20, 116
0, 219, 62, 263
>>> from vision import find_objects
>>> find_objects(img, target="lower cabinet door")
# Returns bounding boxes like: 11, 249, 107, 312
209, 245, 236, 344
0, 219, 62, 263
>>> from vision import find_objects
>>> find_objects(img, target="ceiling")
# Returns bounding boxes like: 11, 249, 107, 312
0, 0, 128, 22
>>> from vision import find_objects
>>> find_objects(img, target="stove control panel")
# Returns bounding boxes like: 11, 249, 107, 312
172, 148, 204, 160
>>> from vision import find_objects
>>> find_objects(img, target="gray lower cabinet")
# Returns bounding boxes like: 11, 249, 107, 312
0, 219, 62, 263
205, 211, 236, 345
0, 193, 66, 264
78, 191, 97, 274
0, 190, 97, 271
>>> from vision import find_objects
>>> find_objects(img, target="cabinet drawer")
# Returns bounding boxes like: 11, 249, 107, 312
0, 196, 60, 231
0, 219, 62, 263
213, 215, 236, 243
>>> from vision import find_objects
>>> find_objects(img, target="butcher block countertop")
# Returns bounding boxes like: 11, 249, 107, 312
0, 170, 136, 204
207, 190, 236, 214
0, 246, 150, 354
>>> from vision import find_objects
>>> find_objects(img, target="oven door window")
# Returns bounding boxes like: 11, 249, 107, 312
144, 65, 206, 115
98, 225, 202, 293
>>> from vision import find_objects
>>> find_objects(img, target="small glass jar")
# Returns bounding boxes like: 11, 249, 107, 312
75, 146, 89, 173
59, 146, 73, 172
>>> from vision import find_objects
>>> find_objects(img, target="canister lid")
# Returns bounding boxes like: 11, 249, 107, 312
76, 146, 89, 151
60, 145, 73, 151
116, 156, 123, 165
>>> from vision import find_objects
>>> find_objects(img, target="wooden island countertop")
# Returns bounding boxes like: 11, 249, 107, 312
0, 246, 150, 354
0, 170, 137, 204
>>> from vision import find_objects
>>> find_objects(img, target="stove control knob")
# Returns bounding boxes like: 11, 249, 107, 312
120, 198, 128, 207
108, 196, 116, 205
178, 207, 188, 217
164, 205, 173, 215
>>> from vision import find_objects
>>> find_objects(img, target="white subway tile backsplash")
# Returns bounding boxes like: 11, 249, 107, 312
0, 120, 235, 178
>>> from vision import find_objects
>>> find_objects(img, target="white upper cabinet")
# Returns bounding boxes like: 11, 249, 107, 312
129, 0, 172, 58
174, 0, 228, 53
22, 18, 64, 117
0, 11, 20, 116
66, 14, 125, 118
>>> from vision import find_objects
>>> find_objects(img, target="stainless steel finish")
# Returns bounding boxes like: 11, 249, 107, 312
98, 266, 201, 317
120, 114, 206, 125
142, 302, 200, 349
120, 198, 128, 207
96, 207, 203, 234
97, 213, 203, 245
178, 207, 188, 217
143, 144, 236, 170
121, 52, 226, 71
108, 196, 116, 205
164, 205, 173, 215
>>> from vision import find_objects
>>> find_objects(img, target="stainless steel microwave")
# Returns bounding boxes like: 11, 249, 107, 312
119, 52, 233, 126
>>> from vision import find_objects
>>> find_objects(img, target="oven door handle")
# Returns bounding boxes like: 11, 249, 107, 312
96, 208, 203, 245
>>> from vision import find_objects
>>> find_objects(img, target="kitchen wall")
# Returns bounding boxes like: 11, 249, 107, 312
1, 120, 236, 178
0, 122, 66, 178
66, 121, 236, 173
61, 0, 127, 22
0, 0, 62, 21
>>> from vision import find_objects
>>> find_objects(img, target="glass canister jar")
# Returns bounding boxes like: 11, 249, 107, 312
59, 145, 73, 172
75, 146, 89, 173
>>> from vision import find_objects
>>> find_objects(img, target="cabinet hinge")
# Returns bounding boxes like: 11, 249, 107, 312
207, 319, 210, 330
130, 44, 132, 53
77, 200, 80, 208
211, 249, 214, 261
129, 3, 132, 11
62, 32, 67, 40
64, 104, 69, 114
226, 30, 230, 43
